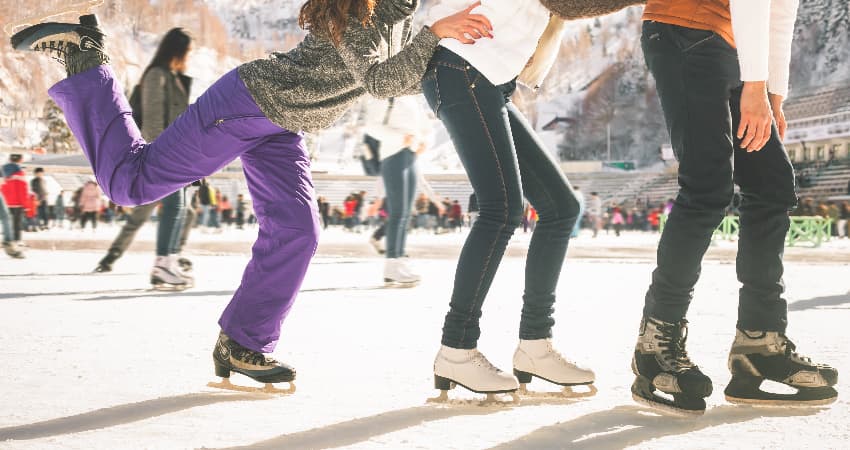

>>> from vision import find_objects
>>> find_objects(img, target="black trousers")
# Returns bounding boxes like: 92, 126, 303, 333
9, 207, 24, 241
641, 22, 797, 332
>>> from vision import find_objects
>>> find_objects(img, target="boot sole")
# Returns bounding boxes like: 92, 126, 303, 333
513, 369, 594, 387
214, 358, 296, 384
434, 374, 517, 395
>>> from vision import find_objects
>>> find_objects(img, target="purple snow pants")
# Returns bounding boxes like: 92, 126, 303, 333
49, 65, 320, 353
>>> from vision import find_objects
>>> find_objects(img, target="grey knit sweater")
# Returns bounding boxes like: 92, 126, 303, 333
540, 0, 646, 20
238, 0, 440, 133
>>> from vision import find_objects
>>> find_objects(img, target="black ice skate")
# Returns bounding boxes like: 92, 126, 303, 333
94, 249, 120, 273
725, 329, 838, 407
208, 332, 296, 395
631, 317, 713, 417
10, 13, 108, 75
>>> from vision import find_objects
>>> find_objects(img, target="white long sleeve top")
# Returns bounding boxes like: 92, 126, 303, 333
729, 0, 800, 97
426, 0, 551, 85
359, 96, 432, 161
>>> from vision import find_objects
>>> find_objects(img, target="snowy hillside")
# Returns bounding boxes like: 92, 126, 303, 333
0, 1, 847, 169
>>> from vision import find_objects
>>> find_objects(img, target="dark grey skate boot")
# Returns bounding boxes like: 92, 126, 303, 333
725, 329, 838, 406
94, 249, 120, 273
10, 14, 108, 75
631, 317, 713, 417
209, 332, 296, 394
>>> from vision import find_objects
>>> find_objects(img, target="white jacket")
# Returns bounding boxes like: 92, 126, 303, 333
426, 0, 551, 85
730, 0, 799, 97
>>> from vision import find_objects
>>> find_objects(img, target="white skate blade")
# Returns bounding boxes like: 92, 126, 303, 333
519, 383, 598, 399
384, 279, 419, 289
427, 390, 520, 407
151, 283, 188, 292
4, 0, 103, 36
632, 393, 705, 418
207, 378, 295, 396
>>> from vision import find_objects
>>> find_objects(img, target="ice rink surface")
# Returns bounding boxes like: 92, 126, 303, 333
0, 228, 848, 449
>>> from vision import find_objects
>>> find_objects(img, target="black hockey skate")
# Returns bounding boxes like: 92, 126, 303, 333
10, 14, 108, 75
208, 332, 296, 395
631, 317, 713, 417
725, 329, 838, 407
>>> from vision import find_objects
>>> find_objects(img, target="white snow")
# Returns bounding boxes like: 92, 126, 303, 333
0, 228, 848, 449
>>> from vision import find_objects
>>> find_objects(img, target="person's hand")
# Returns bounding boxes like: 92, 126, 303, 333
430, 1, 493, 44
769, 92, 787, 141
738, 81, 773, 152
403, 134, 415, 148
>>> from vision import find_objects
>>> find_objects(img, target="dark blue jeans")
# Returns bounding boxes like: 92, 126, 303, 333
156, 190, 186, 256
641, 22, 797, 332
422, 48, 581, 349
381, 148, 418, 259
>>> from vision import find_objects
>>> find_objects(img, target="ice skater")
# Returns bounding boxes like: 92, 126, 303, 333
10, 0, 492, 393
361, 97, 443, 286
0, 193, 25, 258
422, 0, 640, 402
94, 28, 195, 291
631, 0, 838, 416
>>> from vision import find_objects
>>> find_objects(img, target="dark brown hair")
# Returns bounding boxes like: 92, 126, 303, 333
299, 0, 377, 46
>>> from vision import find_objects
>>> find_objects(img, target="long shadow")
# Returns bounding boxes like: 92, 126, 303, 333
490, 404, 821, 450
218, 397, 585, 450
0, 290, 236, 301
0, 272, 131, 278
788, 293, 850, 311
0, 392, 265, 441
77, 290, 236, 301
0, 289, 150, 300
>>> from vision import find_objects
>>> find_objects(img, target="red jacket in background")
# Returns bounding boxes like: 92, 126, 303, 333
25, 194, 37, 218
1, 168, 29, 208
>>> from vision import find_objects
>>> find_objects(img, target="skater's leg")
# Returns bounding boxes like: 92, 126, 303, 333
730, 95, 797, 332
157, 190, 185, 257
103, 203, 155, 260
49, 67, 282, 206
218, 132, 320, 353
381, 150, 407, 259
10, 207, 24, 242
178, 203, 196, 253
0, 196, 12, 244
399, 151, 418, 256
422, 53, 523, 349
507, 103, 580, 341
641, 23, 739, 323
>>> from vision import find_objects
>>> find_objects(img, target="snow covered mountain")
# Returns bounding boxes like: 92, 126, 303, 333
0, 0, 847, 170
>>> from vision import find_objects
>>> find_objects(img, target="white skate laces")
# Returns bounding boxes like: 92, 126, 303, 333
513, 339, 596, 396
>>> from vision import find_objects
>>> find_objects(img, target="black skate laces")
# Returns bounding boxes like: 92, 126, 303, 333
780, 336, 813, 364
32, 40, 71, 64
230, 343, 278, 366
656, 320, 696, 370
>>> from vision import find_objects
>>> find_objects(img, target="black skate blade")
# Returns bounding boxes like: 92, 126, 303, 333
207, 378, 295, 396
10, 22, 78, 50
725, 387, 838, 407
632, 393, 705, 418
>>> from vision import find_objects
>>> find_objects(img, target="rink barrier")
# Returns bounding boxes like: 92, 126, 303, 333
659, 215, 833, 248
